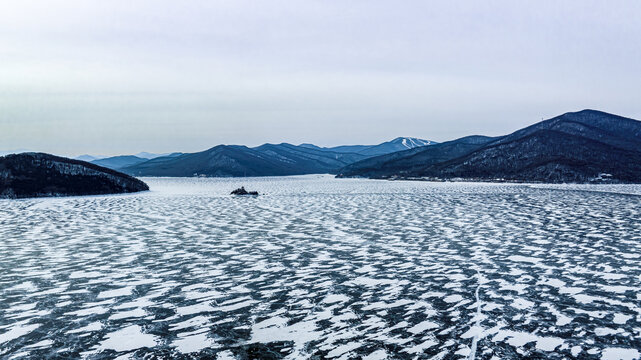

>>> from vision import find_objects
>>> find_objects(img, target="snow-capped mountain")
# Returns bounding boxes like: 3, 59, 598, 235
302, 137, 437, 157
360, 137, 436, 156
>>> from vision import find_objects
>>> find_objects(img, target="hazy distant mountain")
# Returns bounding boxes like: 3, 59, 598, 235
302, 137, 436, 157
0, 153, 148, 198
76, 152, 181, 164
122, 144, 368, 177
91, 155, 148, 170
300, 143, 372, 154
75, 154, 103, 162
135, 152, 182, 159
338, 110, 641, 183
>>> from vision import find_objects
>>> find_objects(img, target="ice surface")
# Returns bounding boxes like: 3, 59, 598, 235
1, 176, 640, 358
601, 348, 640, 360
94, 325, 157, 352
172, 331, 217, 354
0, 324, 40, 345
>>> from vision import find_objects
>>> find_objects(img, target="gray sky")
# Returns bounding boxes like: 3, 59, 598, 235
1, 0, 640, 156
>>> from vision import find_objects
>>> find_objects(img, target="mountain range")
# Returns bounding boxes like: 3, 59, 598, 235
300, 137, 435, 156
85, 137, 435, 176
6, 110, 641, 184
338, 110, 641, 183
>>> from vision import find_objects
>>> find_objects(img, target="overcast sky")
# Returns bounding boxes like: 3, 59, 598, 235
1, 0, 640, 156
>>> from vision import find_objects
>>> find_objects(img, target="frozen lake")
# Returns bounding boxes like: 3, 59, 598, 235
1, 176, 640, 359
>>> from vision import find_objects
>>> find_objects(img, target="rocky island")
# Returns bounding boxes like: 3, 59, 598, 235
0, 153, 149, 199
231, 186, 259, 196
